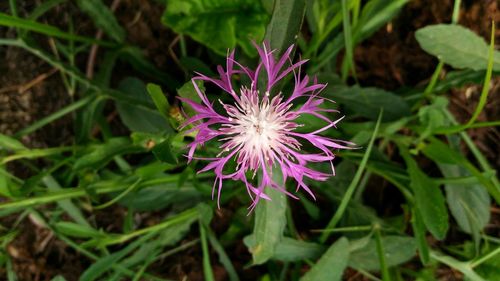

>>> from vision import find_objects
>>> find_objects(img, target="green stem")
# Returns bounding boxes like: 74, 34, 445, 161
199, 221, 215, 281
1, 146, 77, 164
312, 225, 373, 233
9, 0, 18, 17
470, 246, 500, 268
465, 22, 494, 127
452, 0, 462, 24
99, 208, 198, 246
375, 225, 391, 281
0, 174, 201, 210
320, 110, 383, 243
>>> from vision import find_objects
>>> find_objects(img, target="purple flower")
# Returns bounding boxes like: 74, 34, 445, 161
179, 43, 352, 210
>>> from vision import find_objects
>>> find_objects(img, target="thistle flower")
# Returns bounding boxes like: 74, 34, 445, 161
180, 43, 351, 210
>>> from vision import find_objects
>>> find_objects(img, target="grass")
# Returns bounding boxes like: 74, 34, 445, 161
0, 0, 499, 281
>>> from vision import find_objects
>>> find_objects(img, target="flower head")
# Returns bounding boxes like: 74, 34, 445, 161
180, 43, 351, 210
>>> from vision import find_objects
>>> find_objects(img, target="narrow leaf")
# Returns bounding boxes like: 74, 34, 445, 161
300, 237, 349, 281
264, 0, 306, 53
75, 0, 125, 42
146, 83, 170, 122
400, 147, 449, 240
247, 169, 287, 265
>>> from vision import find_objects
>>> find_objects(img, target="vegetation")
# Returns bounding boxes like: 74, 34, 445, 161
0, 0, 499, 280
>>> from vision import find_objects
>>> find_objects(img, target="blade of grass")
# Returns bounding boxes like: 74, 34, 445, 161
0, 174, 205, 210
311, 225, 373, 234
97, 208, 198, 246
320, 110, 383, 243
199, 222, 215, 281
206, 228, 240, 281
14, 93, 97, 138
452, 0, 461, 25
0, 12, 115, 46
433, 120, 500, 134
28, 0, 68, 21
80, 233, 156, 281
340, 0, 356, 81
374, 225, 391, 281
6, 256, 17, 281
27, 209, 170, 281
1, 146, 76, 164
8, 0, 18, 17
0, 39, 155, 111
465, 21, 494, 127
42, 175, 89, 226
93, 177, 142, 210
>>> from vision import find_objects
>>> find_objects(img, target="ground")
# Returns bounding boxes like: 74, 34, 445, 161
0, 0, 498, 280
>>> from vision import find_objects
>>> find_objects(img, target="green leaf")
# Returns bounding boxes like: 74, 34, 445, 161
355, 0, 408, 41
55, 222, 103, 239
349, 235, 416, 271
80, 234, 154, 281
443, 165, 490, 234
422, 140, 490, 235
28, 0, 67, 21
400, 148, 449, 240
325, 85, 410, 121
415, 24, 500, 71
120, 215, 198, 268
300, 237, 349, 281
0, 167, 14, 198
119, 47, 178, 90
74, 137, 141, 171
320, 111, 383, 243
246, 169, 287, 265
119, 183, 201, 211
146, 83, 170, 121
273, 237, 325, 262
0, 134, 26, 151
130, 132, 168, 150
312, 0, 407, 72
411, 207, 430, 264
179, 56, 215, 76
75, 96, 106, 143
75, 0, 125, 42
421, 138, 500, 206
116, 77, 173, 133
42, 175, 90, 226
417, 96, 448, 139
0, 12, 114, 46
161, 0, 269, 56
152, 138, 178, 164
264, 0, 306, 52
177, 80, 205, 121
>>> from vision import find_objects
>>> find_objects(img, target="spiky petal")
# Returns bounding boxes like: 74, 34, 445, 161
180, 43, 352, 210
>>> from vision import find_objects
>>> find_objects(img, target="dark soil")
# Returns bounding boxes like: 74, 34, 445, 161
0, 0, 499, 280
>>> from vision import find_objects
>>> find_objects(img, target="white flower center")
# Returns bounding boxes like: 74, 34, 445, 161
218, 88, 300, 170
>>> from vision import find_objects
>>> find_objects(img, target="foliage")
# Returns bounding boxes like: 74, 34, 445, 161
0, 0, 499, 280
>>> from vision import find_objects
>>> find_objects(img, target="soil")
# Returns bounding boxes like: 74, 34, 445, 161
0, 0, 499, 280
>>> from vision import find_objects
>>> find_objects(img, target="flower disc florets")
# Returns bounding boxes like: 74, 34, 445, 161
179, 43, 351, 210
